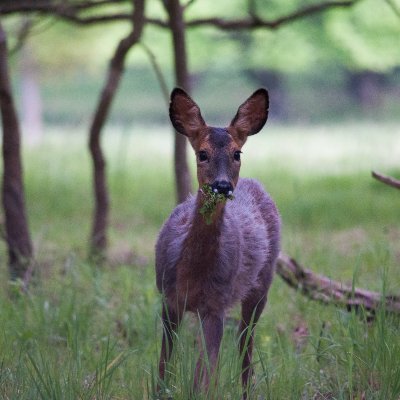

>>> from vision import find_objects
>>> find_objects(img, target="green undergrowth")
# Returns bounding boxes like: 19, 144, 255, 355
0, 123, 399, 398
1, 263, 400, 399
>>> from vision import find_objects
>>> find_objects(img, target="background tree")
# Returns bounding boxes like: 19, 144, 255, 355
88, 0, 145, 259
0, 21, 33, 283
163, 0, 192, 203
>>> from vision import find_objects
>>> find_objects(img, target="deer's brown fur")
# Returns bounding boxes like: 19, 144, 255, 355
156, 88, 281, 397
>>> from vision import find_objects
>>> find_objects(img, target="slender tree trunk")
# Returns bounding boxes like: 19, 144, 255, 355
88, 0, 145, 260
0, 22, 33, 281
163, 0, 192, 203
20, 44, 43, 146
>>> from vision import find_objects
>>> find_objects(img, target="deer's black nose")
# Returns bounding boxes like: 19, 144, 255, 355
211, 180, 233, 196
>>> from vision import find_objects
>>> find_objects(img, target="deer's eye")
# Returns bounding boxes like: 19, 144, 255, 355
233, 151, 242, 162
198, 151, 209, 162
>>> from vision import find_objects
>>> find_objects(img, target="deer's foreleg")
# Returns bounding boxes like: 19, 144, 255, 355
194, 313, 224, 391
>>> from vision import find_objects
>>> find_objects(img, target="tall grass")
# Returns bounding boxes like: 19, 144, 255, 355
0, 122, 399, 399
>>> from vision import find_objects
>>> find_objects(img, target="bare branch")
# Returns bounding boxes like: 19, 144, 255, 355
248, 0, 257, 18
145, 0, 362, 30
184, 0, 362, 30
385, 0, 400, 19
8, 17, 34, 55
140, 43, 170, 107
0, 1, 132, 25
182, 0, 196, 10
276, 253, 400, 318
52, 12, 132, 25
1, 0, 362, 30
72, 0, 128, 11
145, 17, 169, 28
0, 0, 126, 13
372, 171, 400, 190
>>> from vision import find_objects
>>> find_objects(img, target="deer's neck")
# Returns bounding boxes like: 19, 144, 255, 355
179, 191, 225, 276
175, 191, 228, 311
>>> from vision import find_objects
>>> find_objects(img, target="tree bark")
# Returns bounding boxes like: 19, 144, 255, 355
88, 0, 145, 260
21, 44, 43, 145
0, 22, 33, 281
163, 0, 192, 204
276, 253, 400, 318
372, 171, 400, 190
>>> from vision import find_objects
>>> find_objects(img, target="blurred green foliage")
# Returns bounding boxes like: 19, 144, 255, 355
3, 0, 399, 124
23, 65, 398, 125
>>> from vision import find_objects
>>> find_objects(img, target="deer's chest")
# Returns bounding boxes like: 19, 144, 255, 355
174, 235, 233, 314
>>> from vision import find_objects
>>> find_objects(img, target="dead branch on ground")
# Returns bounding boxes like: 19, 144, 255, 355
276, 253, 400, 318
372, 171, 400, 190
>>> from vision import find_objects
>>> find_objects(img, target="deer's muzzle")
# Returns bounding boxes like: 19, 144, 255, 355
211, 180, 234, 197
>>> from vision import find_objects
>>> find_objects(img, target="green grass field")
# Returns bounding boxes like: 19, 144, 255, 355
1, 122, 400, 399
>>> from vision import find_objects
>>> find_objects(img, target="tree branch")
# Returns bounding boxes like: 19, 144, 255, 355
385, 0, 400, 19
140, 43, 170, 107
0, 1, 132, 25
72, 0, 128, 11
185, 0, 361, 30
1, 0, 362, 30
146, 0, 362, 30
52, 12, 132, 25
372, 171, 400, 190
0, 0, 126, 13
276, 253, 400, 318
8, 17, 34, 55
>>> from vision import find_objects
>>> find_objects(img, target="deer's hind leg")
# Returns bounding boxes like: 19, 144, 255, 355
238, 289, 268, 398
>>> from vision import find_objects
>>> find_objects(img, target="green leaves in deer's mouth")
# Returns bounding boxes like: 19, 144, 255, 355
199, 184, 234, 224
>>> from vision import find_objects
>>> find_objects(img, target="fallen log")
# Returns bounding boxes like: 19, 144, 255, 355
276, 253, 400, 317
372, 171, 400, 190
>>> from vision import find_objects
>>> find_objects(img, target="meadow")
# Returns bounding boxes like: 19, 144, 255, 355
1, 122, 400, 399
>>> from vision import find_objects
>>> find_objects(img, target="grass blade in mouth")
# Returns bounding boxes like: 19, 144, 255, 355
199, 184, 234, 224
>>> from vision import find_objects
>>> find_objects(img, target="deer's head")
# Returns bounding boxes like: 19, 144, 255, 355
169, 88, 269, 196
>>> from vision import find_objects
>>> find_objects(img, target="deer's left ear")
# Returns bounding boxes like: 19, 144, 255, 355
228, 88, 269, 146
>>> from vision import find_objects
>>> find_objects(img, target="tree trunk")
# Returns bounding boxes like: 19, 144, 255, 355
88, 0, 145, 260
163, 0, 192, 204
0, 22, 33, 282
20, 44, 43, 146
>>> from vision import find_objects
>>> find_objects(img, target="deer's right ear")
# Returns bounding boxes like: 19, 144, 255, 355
169, 88, 206, 140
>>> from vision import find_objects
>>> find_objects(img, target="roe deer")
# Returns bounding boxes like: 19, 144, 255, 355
156, 88, 281, 397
